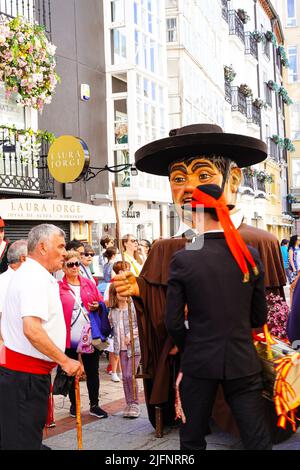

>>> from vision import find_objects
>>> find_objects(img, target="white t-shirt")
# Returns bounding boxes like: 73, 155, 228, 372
2, 258, 66, 361
0, 266, 14, 313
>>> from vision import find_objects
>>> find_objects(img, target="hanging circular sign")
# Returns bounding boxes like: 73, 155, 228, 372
47, 135, 90, 183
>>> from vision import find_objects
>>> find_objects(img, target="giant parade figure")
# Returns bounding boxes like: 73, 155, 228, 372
114, 124, 287, 442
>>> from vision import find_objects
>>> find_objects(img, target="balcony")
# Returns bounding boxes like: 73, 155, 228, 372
224, 79, 232, 104
268, 138, 282, 163
0, 0, 51, 38
277, 94, 284, 114
244, 32, 258, 60
264, 82, 272, 107
221, 0, 229, 22
228, 10, 245, 44
247, 102, 261, 127
231, 87, 247, 117
242, 170, 255, 192
0, 127, 55, 197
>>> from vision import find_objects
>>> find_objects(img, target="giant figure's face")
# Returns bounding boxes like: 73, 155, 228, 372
169, 157, 241, 226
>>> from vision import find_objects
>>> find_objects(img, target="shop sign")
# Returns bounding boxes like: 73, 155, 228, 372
0, 199, 115, 222
47, 135, 90, 183
121, 201, 140, 219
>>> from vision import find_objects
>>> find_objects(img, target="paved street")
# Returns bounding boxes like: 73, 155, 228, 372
44, 403, 300, 451
43, 355, 300, 451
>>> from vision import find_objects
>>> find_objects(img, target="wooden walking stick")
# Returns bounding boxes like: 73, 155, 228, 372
75, 377, 83, 450
112, 182, 137, 400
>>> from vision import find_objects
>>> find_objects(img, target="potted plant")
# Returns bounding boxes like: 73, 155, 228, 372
253, 98, 267, 109
224, 65, 236, 82
238, 83, 253, 97
279, 87, 293, 105
271, 134, 285, 148
284, 138, 296, 152
237, 9, 250, 24
278, 46, 289, 67
267, 80, 280, 92
251, 30, 265, 43
265, 30, 277, 46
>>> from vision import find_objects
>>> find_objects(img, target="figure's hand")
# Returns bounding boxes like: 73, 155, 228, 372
114, 271, 140, 297
169, 345, 179, 355
61, 357, 84, 378
88, 301, 99, 311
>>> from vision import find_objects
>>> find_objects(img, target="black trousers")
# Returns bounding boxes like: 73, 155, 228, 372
66, 348, 100, 407
180, 373, 272, 450
0, 366, 50, 450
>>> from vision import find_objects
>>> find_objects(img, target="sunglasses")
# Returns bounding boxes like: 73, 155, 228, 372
129, 239, 138, 243
66, 261, 80, 268
83, 252, 95, 257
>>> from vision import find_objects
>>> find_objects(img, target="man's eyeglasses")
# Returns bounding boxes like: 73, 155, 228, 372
66, 261, 80, 268
84, 252, 95, 257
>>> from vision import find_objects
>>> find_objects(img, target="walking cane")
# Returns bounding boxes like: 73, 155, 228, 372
75, 377, 83, 450
112, 182, 137, 401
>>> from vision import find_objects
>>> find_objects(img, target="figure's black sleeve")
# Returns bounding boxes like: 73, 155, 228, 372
251, 250, 268, 328
165, 254, 187, 350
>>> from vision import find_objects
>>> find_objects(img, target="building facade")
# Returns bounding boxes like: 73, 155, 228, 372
278, 0, 300, 234
165, 0, 293, 239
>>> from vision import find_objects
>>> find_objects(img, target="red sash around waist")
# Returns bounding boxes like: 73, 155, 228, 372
0, 347, 56, 374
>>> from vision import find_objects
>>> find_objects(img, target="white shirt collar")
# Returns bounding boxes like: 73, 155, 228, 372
26, 257, 58, 283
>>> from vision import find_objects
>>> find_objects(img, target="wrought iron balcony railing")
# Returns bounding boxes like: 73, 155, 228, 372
245, 32, 258, 59
231, 87, 247, 116
0, 0, 51, 38
247, 101, 261, 127
228, 10, 245, 44
221, 0, 229, 22
242, 170, 255, 190
256, 179, 266, 192
0, 127, 55, 197
263, 39, 270, 59
224, 79, 232, 104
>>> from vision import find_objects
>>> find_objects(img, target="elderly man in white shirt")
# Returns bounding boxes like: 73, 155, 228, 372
0, 224, 84, 450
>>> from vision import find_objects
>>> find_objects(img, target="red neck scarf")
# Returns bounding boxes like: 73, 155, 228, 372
191, 187, 258, 282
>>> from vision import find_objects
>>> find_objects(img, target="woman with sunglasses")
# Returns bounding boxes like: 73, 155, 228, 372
79, 243, 96, 285
59, 250, 108, 420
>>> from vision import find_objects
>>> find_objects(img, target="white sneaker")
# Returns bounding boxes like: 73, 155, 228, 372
111, 372, 121, 382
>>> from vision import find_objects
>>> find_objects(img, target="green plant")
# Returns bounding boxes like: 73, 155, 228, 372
279, 87, 293, 105
237, 9, 250, 24
251, 31, 265, 43
271, 134, 285, 148
284, 138, 296, 152
267, 80, 280, 93
224, 65, 236, 82
253, 98, 267, 109
265, 30, 277, 47
239, 83, 253, 97
278, 46, 289, 68
287, 193, 297, 204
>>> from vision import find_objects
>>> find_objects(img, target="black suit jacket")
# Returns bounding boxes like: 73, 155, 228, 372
165, 232, 267, 380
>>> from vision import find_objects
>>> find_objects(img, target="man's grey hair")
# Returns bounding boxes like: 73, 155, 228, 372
7, 240, 28, 264
27, 224, 66, 253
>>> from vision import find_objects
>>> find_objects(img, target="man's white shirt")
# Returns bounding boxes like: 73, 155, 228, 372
0, 266, 14, 313
2, 258, 66, 361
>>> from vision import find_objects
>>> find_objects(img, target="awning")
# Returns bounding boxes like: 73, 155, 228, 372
0, 198, 116, 223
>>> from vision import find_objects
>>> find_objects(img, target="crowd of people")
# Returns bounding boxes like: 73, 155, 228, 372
0, 219, 152, 449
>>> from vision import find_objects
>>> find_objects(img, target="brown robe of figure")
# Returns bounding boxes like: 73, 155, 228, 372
132, 223, 286, 435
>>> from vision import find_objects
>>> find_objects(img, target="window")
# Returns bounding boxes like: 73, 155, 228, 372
110, 27, 127, 65
292, 159, 300, 188
290, 103, 300, 140
111, 0, 125, 23
287, 0, 297, 27
166, 18, 177, 42
288, 46, 298, 82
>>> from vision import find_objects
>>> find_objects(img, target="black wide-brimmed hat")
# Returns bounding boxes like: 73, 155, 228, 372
135, 124, 268, 176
